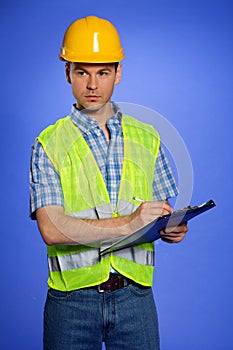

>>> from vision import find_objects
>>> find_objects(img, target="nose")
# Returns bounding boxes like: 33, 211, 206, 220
87, 74, 97, 90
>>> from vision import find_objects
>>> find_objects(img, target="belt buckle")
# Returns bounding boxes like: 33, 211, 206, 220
97, 274, 127, 293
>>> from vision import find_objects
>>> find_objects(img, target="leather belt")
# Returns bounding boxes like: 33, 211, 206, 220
97, 273, 132, 293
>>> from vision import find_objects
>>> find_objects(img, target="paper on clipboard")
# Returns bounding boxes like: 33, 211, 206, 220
99, 199, 216, 255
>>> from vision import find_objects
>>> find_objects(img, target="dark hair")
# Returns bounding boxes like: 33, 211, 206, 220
65, 62, 119, 71
114, 62, 119, 71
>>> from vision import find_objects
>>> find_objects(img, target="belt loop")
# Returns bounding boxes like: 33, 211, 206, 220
124, 278, 129, 287
97, 285, 105, 293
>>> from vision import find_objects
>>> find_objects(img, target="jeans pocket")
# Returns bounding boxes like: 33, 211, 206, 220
128, 284, 152, 297
48, 288, 77, 301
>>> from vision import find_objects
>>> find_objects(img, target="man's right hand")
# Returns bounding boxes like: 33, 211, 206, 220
127, 200, 173, 231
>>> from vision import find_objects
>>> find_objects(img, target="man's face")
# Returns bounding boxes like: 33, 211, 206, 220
66, 62, 122, 112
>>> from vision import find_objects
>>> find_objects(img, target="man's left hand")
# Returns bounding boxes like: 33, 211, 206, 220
160, 223, 188, 243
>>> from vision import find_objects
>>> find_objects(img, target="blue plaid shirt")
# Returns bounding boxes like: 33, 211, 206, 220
30, 104, 178, 219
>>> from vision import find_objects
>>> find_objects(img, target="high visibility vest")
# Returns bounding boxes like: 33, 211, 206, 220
38, 114, 160, 291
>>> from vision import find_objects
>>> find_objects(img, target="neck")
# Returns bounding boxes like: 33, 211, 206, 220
77, 102, 114, 127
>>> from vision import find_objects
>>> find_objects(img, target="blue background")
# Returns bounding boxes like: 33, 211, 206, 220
1, 0, 232, 349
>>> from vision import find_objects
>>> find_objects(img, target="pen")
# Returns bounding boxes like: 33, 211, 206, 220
133, 197, 145, 203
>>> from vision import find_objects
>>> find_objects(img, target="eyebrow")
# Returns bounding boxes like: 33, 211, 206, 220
72, 65, 113, 73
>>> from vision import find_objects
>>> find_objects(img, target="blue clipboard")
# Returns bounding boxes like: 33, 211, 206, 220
100, 199, 216, 255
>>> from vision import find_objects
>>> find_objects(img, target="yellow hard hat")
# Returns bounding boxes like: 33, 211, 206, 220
59, 16, 125, 63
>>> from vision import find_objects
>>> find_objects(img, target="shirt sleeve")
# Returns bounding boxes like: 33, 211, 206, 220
29, 139, 64, 220
153, 145, 179, 201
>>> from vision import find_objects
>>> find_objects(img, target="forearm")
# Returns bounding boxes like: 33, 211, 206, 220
36, 206, 137, 246
36, 201, 172, 246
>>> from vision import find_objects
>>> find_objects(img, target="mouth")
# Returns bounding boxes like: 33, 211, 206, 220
85, 95, 100, 101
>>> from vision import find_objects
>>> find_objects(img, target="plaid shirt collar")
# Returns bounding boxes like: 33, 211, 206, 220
69, 102, 122, 135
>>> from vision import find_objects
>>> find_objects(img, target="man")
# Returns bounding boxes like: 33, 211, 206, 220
30, 16, 188, 350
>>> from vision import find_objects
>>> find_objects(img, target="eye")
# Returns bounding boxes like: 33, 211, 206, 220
76, 70, 87, 76
99, 71, 109, 76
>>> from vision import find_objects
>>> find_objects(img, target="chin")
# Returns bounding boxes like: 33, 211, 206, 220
82, 102, 106, 113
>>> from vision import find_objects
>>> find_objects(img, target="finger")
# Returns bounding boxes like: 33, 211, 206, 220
143, 201, 173, 215
161, 232, 186, 243
163, 224, 188, 234
161, 232, 186, 239
161, 236, 184, 243
161, 203, 173, 215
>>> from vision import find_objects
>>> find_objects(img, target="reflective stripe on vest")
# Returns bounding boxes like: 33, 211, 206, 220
48, 246, 153, 273
38, 114, 160, 290
48, 249, 101, 272
68, 201, 137, 219
114, 247, 154, 266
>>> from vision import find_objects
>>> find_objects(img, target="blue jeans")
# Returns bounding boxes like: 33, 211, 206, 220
44, 285, 160, 350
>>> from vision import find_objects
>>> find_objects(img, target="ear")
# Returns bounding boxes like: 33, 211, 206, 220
65, 63, 71, 84
114, 64, 122, 85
